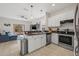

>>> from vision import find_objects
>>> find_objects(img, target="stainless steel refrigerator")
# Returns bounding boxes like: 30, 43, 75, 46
74, 4, 79, 56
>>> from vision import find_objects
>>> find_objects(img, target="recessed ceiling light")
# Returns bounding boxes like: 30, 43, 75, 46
30, 5, 34, 8
24, 8, 28, 11
40, 9, 43, 12
52, 4, 55, 6
30, 16, 33, 19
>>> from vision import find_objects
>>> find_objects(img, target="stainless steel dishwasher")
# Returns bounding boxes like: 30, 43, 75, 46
46, 33, 51, 45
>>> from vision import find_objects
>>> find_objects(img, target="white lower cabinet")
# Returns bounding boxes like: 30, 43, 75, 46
28, 34, 46, 53
41, 35, 46, 46
28, 36, 36, 53
35, 35, 41, 50
51, 33, 58, 44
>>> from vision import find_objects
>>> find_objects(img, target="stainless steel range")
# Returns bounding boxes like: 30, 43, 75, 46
58, 19, 74, 51
58, 32, 74, 51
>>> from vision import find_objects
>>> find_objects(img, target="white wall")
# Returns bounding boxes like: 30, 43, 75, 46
48, 5, 76, 27
0, 17, 30, 34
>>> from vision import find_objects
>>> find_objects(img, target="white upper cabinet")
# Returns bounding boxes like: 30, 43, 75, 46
48, 17, 60, 27
25, 21, 31, 31
40, 16, 46, 26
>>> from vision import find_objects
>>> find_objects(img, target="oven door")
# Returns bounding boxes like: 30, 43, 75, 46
59, 34, 74, 50
59, 35, 72, 45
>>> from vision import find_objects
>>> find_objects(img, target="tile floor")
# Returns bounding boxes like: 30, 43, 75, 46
27, 44, 74, 56
0, 40, 74, 56
0, 40, 19, 56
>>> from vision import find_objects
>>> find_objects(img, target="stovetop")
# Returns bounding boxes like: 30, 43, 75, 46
57, 31, 74, 35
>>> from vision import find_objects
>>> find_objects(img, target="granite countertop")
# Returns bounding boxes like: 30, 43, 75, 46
24, 31, 46, 35
26, 32, 46, 35
24, 30, 57, 35
24, 30, 74, 35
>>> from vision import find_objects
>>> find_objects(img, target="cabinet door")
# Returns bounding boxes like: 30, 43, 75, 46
28, 37, 35, 53
52, 33, 58, 44
48, 17, 60, 27
25, 22, 30, 31
41, 35, 46, 46
35, 35, 41, 49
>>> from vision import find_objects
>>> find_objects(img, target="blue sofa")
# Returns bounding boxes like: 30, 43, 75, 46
0, 32, 17, 43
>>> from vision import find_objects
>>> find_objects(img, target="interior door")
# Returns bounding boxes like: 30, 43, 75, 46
74, 4, 79, 56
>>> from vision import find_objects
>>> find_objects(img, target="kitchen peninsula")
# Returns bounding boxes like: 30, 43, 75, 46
18, 30, 57, 55
17, 31, 48, 55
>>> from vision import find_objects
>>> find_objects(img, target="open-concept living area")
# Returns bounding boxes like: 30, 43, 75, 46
0, 3, 79, 56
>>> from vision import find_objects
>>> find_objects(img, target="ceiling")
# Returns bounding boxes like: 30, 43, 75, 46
0, 3, 76, 21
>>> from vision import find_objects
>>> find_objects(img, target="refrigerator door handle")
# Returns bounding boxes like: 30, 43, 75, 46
74, 4, 79, 56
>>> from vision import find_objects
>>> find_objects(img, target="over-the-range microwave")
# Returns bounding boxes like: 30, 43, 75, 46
30, 24, 40, 31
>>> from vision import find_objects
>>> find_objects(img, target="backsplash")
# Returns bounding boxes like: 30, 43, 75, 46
59, 23, 74, 30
